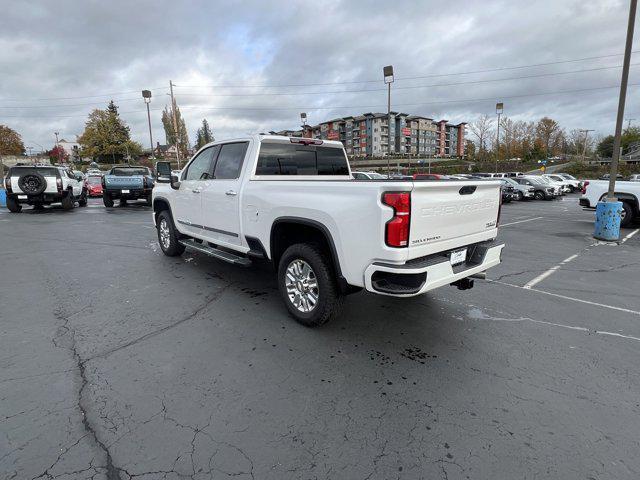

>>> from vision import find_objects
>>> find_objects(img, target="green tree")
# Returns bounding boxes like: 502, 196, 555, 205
0, 125, 26, 155
464, 139, 475, 159
194, 119, 214, 150
78, 101, 142, 163
161, 103, 189, 156
597, 135, 614, 157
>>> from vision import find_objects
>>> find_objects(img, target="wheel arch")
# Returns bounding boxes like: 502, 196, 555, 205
270, 217, 355, 294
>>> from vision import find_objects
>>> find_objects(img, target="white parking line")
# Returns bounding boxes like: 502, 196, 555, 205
621, 228, 639, 244
523, 253, 579, 289
500, 216, 544, 227
490, 279, 640, 316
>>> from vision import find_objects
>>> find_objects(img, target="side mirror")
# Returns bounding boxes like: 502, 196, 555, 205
170, 174, 180, 190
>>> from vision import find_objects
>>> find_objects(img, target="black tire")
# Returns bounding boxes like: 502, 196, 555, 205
33, 203, 45, 211
534, 190, 544, 200
516, 191, 524, 201
157, 210, 185, 257
567, 185, 575, 193
277, 243, 343, 327
103, 193, 114, 207
145, 193, 152, 206
621, 201, 635, 228
119, 198, 127, 207
61, 190, 75, 210
18, 173, 47, 195
78, 189, 88, 207
6, 195, 21, 213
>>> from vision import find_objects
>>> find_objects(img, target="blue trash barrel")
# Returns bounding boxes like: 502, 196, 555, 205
593, 200, 622, 241
0, 188, 6, 208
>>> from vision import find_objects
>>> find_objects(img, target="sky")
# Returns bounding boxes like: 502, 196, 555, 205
0, 0, 638, 153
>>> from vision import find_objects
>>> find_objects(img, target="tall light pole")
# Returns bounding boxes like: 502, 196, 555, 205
142, 90, 154, 158
169, 80, 181, 168
594, 0, 637, 242
494, 102, 503, 173
606, 0, 636, 201
383, 65, 394, 175
579, 129, 594, 163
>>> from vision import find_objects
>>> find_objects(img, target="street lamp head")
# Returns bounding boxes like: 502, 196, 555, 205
496, 102, 504, 114
383, 65, 394, 84
142, 90, 152, 104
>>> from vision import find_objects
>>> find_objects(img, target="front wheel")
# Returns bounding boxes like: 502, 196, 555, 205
516, 191, 524, 201
277, 243, 343, 327
157, 211, 185, 256
78, 190, 88, 207
534, 190, 544, 200
6, 196, 22, 213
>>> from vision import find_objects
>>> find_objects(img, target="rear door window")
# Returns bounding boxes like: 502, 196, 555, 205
213, 142, 249, 179
256, 143, 349, 176
10, 167, 59, 177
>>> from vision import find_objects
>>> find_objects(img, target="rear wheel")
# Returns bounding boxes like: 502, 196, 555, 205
145, 193, 152, 206
61, 191, 75, 210
78, 190, 88, 207
534, 190, 544, 200
119, 198, 127, 207
277, 243, 343, 327
157, 210, 185, 256
102, 193, 114, 207
621, 201, 635, 228
6, 196, 21, 213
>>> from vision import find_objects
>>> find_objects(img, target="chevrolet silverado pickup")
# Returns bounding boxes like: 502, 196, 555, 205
152, 135, 505, 326
102, 166, 154, 207
580, 180, 640, 227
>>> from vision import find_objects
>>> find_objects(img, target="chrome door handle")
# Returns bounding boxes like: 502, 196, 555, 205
225, 190, 237, 196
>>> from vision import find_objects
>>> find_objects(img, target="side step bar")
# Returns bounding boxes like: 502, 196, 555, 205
179, 239, 252, 266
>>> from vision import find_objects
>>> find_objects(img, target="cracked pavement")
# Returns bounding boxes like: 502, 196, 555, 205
1, 197, 639, 479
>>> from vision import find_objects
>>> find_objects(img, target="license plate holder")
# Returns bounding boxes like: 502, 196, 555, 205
450, 248, 467, 265
121, 189, 130, 194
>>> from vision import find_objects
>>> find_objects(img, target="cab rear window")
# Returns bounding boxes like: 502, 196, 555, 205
255, 143, 349, 176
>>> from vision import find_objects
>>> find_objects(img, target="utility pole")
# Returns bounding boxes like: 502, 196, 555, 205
495, 102, 503, 173
579, 129, 594, 163
169, 80, 182, 168
607, 0, 636, 201
54, 132, 61, 164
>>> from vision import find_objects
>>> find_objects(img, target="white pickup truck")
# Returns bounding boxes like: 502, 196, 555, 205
580, 180, 640, 227
152, 135, 505, 326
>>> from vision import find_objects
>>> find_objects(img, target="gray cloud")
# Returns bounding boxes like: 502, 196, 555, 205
0, 0, 637, 152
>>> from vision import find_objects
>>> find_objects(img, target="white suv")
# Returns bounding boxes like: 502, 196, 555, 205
4, 165, 87, 212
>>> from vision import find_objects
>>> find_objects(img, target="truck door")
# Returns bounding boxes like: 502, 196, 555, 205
199, 142, 249, 247
172, 146, 217, 237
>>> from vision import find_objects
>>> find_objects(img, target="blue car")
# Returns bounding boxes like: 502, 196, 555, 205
102, 166, 154, 207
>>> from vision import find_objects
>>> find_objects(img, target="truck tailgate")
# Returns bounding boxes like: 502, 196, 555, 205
104, 176, 144, 189
409, 181, 501, 256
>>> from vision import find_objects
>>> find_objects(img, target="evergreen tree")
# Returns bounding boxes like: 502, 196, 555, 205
78, 100, 142, 163
194, 119, 214, 149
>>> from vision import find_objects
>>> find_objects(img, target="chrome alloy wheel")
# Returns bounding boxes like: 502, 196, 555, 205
159, 218, 171, 249
285, 259, 319, 313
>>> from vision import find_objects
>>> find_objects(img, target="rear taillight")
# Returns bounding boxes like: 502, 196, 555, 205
382, 192, 411, 248
581, 180, 589, 195
4, 177, 11, 193
56, 178, 62, 191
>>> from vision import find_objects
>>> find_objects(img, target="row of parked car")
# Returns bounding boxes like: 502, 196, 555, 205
1, 164, 155, 212
353, 170, 582, 203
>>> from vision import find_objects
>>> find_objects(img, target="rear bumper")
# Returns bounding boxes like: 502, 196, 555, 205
9, 192, 66, 204
364, 240, 505, 297
105, 188, 152, 199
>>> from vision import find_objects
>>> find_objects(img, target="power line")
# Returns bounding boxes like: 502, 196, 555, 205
171, 63, 639, 98
0, 87, 168, 102
174, 51, 639, 89
2, 82, 638, 118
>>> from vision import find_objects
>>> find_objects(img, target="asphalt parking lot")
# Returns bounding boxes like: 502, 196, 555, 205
1, 195, 639, 480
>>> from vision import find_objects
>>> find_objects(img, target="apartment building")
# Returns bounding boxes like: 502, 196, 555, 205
306, 112, 466, 157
